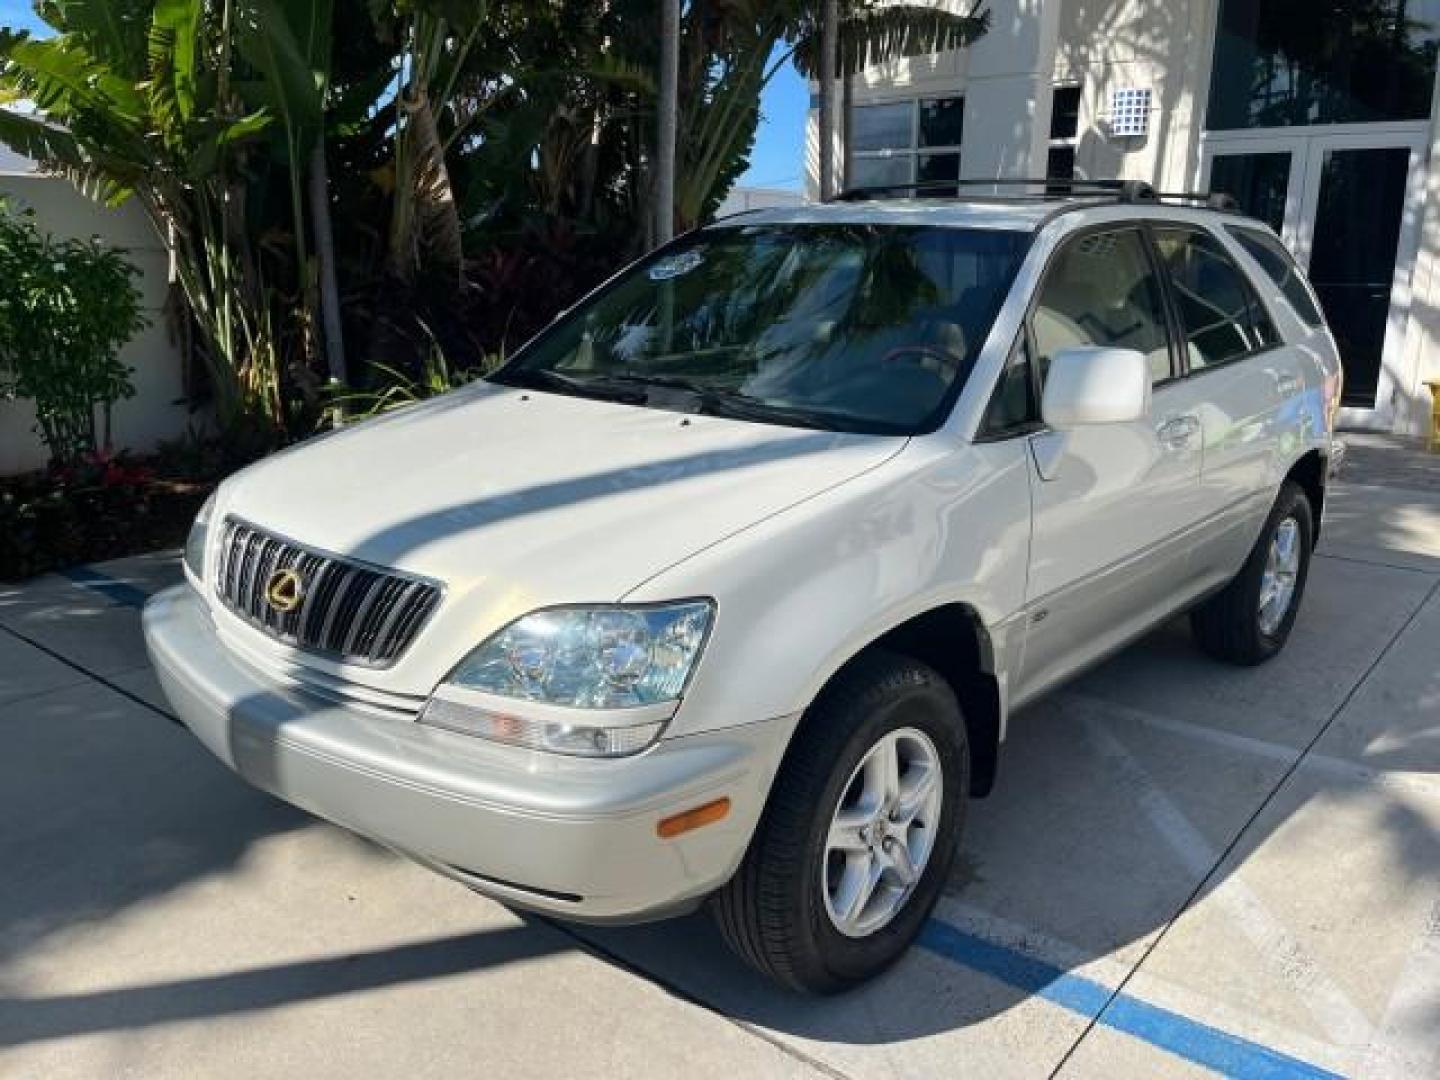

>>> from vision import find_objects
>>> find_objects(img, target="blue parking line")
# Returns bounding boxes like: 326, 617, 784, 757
59, 566, 152, 610
920, 919, 1343, 1080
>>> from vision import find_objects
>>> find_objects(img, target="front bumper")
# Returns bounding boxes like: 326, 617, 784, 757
143, 584, 796, 922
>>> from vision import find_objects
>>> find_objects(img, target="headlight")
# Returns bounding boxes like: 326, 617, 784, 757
419, 601, 714, 757
184, 492, 217, 583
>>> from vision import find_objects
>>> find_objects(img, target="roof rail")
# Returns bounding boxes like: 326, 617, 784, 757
832, 177, 1245, 214
835, 178, 1159, 203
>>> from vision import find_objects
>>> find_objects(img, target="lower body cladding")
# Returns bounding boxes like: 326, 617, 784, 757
142, 584, 798, 923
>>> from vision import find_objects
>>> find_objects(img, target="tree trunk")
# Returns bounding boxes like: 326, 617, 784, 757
656, 0, 680, 245
818, 0, 837, 201
308, 141, 347, 410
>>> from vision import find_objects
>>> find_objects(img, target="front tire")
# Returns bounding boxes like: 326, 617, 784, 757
1191, 480, 1314, 666
711, 652, 968, 994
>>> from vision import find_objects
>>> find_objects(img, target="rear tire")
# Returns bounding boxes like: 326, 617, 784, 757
711, 651, 968, 994
1191, 480, 1314, 666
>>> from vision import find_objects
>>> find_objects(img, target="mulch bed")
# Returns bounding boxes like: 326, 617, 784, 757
1, 459, 215, 582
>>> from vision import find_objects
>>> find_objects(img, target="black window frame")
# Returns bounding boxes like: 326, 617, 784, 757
1150, 223, 1285, 377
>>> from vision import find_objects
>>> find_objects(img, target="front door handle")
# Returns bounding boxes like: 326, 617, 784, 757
1157, 415, 1200, 450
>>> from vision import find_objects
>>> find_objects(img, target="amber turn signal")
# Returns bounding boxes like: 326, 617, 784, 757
656, 797, 731, 839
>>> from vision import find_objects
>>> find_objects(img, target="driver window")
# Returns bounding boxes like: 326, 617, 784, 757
1030, 228, 1174, 386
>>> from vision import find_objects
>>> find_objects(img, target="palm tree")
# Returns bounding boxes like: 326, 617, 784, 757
0, 0, 297, 432
657, 0, 680, 244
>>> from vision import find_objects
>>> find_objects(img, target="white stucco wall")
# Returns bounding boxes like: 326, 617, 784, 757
0, 171, 189, 475
1054, 0, 1217, 191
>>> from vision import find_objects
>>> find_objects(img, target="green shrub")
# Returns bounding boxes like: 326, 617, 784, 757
0, 203, 147, 466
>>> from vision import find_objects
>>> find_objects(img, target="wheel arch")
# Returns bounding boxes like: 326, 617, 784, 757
807, 603, 1004, 798
1286, 448, 1328, 540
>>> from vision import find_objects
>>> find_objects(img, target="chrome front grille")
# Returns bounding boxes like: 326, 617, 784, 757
214, 519, 442, 668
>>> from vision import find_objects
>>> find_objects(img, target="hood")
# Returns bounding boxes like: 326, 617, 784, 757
218, 383, 905, 686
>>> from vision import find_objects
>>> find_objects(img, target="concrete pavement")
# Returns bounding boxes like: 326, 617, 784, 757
1, 469, 1438, 1078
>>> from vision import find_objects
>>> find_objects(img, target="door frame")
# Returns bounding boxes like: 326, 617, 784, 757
1200, 123, 1430, 430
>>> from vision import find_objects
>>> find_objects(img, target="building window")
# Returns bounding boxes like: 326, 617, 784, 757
849, 97, 964, 193
1050, 85, 1082, 141
1208, 0, 1440, 131
1046, 85, 1081, 188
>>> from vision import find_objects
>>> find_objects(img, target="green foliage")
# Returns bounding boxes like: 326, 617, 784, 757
330, 331, 500, 420
0, 203, 145, 465
0, 0, 990, 439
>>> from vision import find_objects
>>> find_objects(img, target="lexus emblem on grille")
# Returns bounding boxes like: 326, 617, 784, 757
265, 569, 306, 614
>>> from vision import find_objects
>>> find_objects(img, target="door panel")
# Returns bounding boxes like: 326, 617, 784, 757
1013, 227, 1206, 705
1017, 384, 1206, 704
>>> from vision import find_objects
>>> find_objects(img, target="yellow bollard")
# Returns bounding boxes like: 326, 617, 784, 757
1428, 379, 1440, 453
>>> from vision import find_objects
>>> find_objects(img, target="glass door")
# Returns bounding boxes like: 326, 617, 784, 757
1203, 138, 1309, 242
1297, 137, 1425, 420
1203, 128, 1427, 427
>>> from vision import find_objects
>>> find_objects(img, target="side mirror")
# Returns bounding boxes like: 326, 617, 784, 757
1041, 347, 1152, 430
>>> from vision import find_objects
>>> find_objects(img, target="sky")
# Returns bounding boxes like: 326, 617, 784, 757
0, 2, 809, 192
739, 62, 809, 192
0, 0, 45, 35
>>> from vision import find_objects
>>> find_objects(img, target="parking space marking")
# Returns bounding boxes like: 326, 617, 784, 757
1357, 897, 1440, 1079
1067, 691, 1440, 800
940, 901, 1357, 1076
1085, 719, 1374, 1049
57, 566, 152, 610
920, 919, 1343, 1080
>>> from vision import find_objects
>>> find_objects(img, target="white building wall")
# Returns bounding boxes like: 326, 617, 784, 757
717, 185, 807, 217
1055, 0, 1218, 191
0, 170, 190, 475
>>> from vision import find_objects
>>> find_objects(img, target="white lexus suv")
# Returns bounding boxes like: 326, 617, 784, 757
145, 183, 1340, 993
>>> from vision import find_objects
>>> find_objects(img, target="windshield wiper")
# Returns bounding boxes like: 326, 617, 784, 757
602, 373, 837, 431
498, 368, 647, 405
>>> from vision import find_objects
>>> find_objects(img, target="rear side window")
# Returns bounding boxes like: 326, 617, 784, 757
1226, 225, 1325, 328
1153, 228, 1281, 371
1029, 228, 1175, 385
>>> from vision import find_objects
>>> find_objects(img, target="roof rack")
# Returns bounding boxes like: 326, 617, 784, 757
833, 178, 1242, 214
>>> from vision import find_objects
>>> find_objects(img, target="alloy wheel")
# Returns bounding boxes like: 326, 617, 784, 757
1258, 517, 1302, 636
822, 727, 944, 939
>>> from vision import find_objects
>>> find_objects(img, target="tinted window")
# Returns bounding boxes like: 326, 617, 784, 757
1226, 226, 1324, 327
851, 103, 911, 153
1154, 229, 1281, 370
1047, 146, 1076, 180
849, 156, 911, 190
496, 224, 1028, 435
1209, 152, 1290, 234
920, 97, 965, 147
983, 337, 1039, 435
918, 152, 961, 195
1208, 0, 1440, 130
1050, 86, 1082, 140
1030, 229, 1174, 385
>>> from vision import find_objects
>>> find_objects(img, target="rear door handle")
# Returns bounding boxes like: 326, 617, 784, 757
1157, 415, 1200, 450
1274, 374, 1303, 396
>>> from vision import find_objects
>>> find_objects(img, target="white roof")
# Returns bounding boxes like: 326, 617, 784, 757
710, 196, 1254, 235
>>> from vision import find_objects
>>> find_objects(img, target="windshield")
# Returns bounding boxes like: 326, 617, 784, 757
490, 223, 1028, 435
